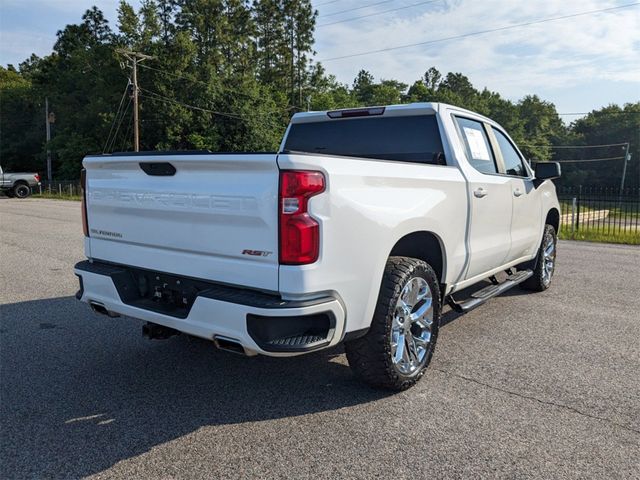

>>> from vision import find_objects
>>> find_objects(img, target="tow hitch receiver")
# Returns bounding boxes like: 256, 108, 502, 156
142, 322, 180, 340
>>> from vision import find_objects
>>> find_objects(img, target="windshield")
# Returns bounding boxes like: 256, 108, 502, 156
284, 114, 445, 164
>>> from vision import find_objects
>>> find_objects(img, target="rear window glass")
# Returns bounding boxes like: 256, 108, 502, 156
283, 115, 445, 164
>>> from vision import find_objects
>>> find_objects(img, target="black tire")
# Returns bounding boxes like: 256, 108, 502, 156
13, 183, 31, 199
521, 224, 557, 292
345, 256, 441, 391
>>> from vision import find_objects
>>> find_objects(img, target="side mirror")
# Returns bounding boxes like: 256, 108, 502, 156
533, 161, 561, 188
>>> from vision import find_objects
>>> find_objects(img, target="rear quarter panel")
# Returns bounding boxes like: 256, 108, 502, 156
277, 153, 467, 333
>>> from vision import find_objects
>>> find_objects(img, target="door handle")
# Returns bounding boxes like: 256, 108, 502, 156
513, 188, 523, 197
474, 187, 488, 198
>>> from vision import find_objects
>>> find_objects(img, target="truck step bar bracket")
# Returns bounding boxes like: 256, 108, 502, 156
446, 269, 533, 313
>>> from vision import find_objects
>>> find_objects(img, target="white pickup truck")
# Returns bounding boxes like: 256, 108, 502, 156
75, 103, 560, 390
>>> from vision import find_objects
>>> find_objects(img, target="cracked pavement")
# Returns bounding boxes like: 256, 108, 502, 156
1, 198, 639, 479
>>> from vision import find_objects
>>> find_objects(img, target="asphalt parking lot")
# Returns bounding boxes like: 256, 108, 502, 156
1, 197, 639, 479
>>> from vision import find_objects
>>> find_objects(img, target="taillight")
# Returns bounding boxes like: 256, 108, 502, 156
279, 170, 325, 265
81, 169, 89, 237
34, 173, 40, 182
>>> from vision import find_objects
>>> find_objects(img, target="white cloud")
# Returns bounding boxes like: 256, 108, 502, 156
1, 0, 637, 111
314, 0, 640, 99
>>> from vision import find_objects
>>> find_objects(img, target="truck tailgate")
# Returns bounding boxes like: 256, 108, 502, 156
84, 153, 279, 292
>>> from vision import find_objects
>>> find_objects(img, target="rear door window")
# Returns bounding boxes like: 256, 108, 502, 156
454, 117, 498, 174
283, 115, 445, 164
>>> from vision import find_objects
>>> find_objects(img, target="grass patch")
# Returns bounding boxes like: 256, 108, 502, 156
559, 227, 640, 245
559, 200, 640, 220
31, 193, 81, 201
559, 200, 595, 213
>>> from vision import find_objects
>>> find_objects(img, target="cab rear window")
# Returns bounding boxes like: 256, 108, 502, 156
283, 115, 445, 164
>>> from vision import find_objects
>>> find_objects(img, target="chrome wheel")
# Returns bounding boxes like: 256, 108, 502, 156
390, 276, 434, 375
542, 233, 556, 286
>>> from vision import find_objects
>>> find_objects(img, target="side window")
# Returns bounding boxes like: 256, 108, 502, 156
494, 129, 528, 177
454, 117, 498, 174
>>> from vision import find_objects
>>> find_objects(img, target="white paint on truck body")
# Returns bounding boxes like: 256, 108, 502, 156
76, 102, 560, 356
83, 153, 280, 292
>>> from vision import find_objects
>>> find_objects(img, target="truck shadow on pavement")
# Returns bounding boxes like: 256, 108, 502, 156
0, 296, 391, 478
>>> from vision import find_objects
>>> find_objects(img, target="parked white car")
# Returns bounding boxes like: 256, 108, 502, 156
74, 103, 561, 390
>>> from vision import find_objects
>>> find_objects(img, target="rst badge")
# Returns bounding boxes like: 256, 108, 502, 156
241, 250, 272, 257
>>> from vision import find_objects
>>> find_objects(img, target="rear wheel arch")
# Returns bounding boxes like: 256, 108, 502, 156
388, 231, 446, 283
345, 256, 441, 390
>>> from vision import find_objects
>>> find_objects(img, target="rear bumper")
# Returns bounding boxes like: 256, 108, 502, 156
74, 260, 346, 357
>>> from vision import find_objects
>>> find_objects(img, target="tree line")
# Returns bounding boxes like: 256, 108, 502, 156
1, 0, 638, 187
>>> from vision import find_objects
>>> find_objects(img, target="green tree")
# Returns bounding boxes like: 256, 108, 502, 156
351, 69, 375, 105
305, 64, 353, 111
1, 4, 635, 190
562, 103, 640, 187
28, 7, 124, 178
516, 95, 565, 162
0, 66, 43, 172
253, 0, 316, 109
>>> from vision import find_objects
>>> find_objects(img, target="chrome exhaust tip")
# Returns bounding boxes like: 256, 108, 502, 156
213, 336, 247, 356
89, 301, 120, 318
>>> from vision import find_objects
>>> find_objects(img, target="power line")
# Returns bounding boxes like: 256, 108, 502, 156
137, 63, 301, 114
121, 110, 133, 152
321, 0, 397, 18
138, 62, 255, 98
521, 142, 629, 149
557, 111, 640, 116
140, 88, 249, 120
319, 2, 640, 61
105, 98, 132, 153
102, 82, 130, 153
318, 0, 441, 27
556, 156, 627, 163
315, 0, 342, 7
141, 90, 242, 118
136, 63, 294, 111
106, 98, 131, 153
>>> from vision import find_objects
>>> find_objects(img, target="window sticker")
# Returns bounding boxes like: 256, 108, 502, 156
463, 127, 491, 161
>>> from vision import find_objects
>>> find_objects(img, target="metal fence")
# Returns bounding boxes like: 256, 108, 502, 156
31, 181, 82, 197
557, 186, 640, 238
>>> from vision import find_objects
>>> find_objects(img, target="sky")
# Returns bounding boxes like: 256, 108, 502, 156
1, 0, 639, 120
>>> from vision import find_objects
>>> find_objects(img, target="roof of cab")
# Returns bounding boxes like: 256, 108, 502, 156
289, 102, 497, 127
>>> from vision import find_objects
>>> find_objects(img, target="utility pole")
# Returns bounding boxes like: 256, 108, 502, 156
131, 57, 140, 152
45, 97, 53, 181
618, 142, 631, 209
117, 49, 153, 152
619, 143, 630, 191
